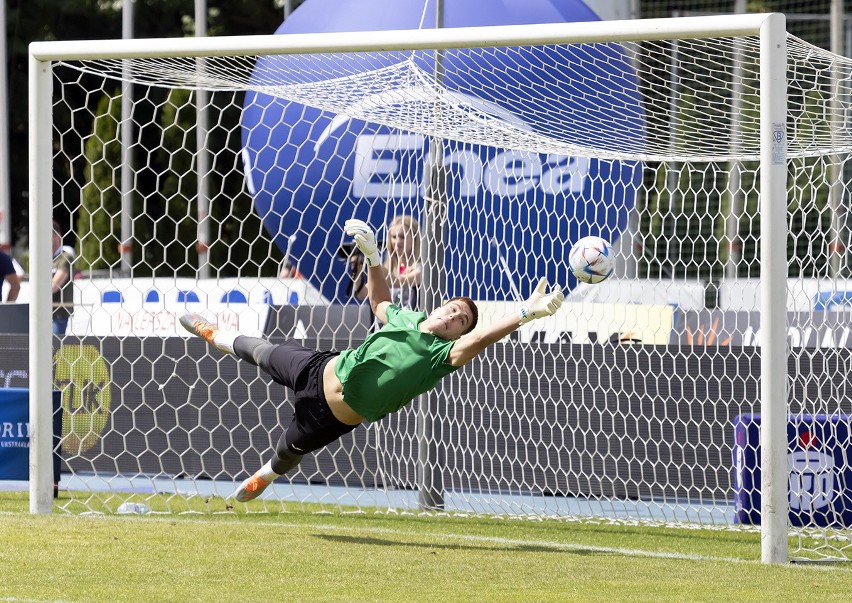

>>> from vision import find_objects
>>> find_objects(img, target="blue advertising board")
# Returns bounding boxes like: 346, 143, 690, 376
734, 414, 852, 527
0, 388, 62, 483
241, 0, 643, 302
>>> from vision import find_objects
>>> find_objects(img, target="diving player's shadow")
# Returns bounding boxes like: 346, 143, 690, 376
314, 533, 567, 554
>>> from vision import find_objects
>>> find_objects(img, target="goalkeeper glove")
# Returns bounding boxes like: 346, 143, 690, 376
519, 277, 564, 325
344, 219, 382, 268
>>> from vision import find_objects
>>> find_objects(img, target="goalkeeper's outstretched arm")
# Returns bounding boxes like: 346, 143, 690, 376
448, 277, 563, 367
344, 219, 393, 322
364, 264, 393, 322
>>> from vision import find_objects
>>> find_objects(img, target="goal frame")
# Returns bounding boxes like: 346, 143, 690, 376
28, 13, 788, 563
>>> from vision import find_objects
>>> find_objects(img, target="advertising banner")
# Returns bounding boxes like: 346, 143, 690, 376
477, 301, 674, 345
0, 332, 751, 497
0, 388, 30, 480
0, 387, 62, 483
734, 414, 852, 527
3, 327, 851, 508
67, 277, 327, 338
242, 0, 643, 302
671, 308, 852, 349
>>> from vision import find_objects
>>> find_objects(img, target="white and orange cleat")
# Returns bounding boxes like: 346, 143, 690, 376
233, 474, 272, 503
179, 312, 233, 354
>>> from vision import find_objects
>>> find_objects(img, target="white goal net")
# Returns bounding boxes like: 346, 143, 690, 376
22, 15, 852, 562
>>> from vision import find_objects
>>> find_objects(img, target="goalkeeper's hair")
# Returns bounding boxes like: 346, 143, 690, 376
447, 296, 478, 334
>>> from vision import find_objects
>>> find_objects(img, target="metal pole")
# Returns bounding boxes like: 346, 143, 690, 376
616, 0, 641, 279
665, 18, 679, 279
759, 12, 788, 565
724, 0, 747, 282
0, 0, 11, 250
195, 0, 211, 278
30, 15, 780, 62
120, 0, 134, 273
828, 0, 845, 277
28, 54, 54, 513
418, 0, 446, 511
630, 0, 641, 20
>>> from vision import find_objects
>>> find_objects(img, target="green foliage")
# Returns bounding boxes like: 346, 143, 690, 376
121, 87, 281, 277
142, 87, 199, 276
200, 95, 286, 277
638, 47, 839, 283
638, 163, 670, 279
638, 91, 728, 281
6, 0, 290, 252
77, 90, 122, 271
788, 157, 832, 277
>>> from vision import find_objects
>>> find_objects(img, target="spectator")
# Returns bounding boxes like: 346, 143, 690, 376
351, 214, 422, 309
278, 259, 303, 279
51, 222, 74, 335
0, 249, 21, 302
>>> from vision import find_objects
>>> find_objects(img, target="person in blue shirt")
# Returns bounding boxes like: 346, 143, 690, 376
0, 250, 21, 302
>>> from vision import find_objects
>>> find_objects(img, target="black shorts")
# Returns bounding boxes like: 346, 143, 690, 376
265, 341, 357, 455
264, 340, 339, 401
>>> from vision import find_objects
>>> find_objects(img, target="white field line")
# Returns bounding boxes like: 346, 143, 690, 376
52, 513, 852, 571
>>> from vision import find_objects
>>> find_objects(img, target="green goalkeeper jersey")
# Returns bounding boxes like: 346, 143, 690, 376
334, 304, 460, 422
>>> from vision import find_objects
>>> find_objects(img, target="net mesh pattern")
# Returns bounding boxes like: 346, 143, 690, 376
34, 30, 852, 563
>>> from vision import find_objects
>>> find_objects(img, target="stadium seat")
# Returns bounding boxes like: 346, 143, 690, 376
144, 290, 160, 303
102, 290, 124, 303
177, 290, 201, 303
220, 290, 248, 303
263, 291, 274, 305
813, 291, 852, 310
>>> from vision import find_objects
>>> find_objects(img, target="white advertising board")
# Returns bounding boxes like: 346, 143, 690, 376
66, 277, 329, 338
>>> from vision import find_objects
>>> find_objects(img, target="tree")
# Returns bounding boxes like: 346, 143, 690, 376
6, 0, 293, 255
78, 90, 122, 272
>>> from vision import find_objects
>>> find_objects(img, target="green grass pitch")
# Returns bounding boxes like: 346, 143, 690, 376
1, 491, 851, 602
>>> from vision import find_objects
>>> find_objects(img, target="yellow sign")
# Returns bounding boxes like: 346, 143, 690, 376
475, 301, 674, 345
53, 344, 111, 454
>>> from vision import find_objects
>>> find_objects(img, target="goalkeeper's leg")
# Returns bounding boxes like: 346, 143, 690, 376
234, 396, 358, 502
233, 355, 358, 502
179, 313, 238, 354
179, 313, 359, 501
180, 312, 319, 389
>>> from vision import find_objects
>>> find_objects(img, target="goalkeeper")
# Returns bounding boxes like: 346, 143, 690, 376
180, 218, 564, 502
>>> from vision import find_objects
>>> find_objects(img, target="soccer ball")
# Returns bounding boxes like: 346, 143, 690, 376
569, 236, 614, 284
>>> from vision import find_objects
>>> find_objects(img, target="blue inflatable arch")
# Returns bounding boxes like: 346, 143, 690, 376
241, 0, 644, 302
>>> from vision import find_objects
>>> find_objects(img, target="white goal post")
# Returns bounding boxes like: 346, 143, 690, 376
26, 14, 793, 562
